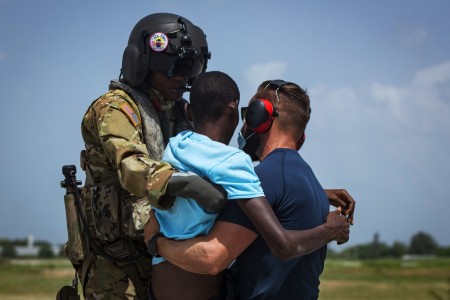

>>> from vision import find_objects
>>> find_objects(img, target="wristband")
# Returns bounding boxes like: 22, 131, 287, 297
147, 232, 165, 258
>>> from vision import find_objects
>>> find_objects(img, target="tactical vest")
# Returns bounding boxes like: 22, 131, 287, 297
68, 80, 192, 260
62, 81, 192, 300
84, 80, 191, 241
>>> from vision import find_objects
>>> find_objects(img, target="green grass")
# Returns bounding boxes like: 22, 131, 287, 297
0, 259, 78, 300
0, 258, 449, 299
319, 258, 450, 299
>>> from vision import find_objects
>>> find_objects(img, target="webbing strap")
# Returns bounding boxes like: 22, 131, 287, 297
119, 261, 149, 300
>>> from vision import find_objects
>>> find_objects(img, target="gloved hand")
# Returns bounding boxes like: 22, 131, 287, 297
167, 171, 228, 213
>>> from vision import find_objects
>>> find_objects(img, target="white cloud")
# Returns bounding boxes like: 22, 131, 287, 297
310, 60, 450, 134
309, 85, 361, 132
369, 82, 413, 125
305, 61, 450, 248
401, 27, 428, 46
413, 60, 450, 87
370, 60, 450, 131
243, 61, 287, 88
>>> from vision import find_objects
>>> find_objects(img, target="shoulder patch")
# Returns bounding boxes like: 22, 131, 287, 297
120, 103, 140, 127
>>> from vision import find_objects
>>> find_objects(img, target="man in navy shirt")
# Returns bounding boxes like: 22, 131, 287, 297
145, 79, 353, 299
220, 141, 329, 298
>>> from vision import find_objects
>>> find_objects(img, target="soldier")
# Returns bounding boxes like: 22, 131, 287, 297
67, 13, 225, 299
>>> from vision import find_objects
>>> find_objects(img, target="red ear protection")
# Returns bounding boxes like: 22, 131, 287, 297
245, 99, 278, 133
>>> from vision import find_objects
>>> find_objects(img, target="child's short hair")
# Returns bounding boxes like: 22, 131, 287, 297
190, 71, 240, 124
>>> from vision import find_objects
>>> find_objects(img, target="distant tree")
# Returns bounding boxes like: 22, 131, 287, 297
344, 243, 385, 259
58, 245, 66, 257
335, 246, 355, 259
1, 243, 17, 258
372, 232, 380, 258
326, 247, 338, 259
378, 243, 391, 258
38, 243, 54, 258
435, 246, 450, 257
409, 231, 438, 255
0, 238, 10, 247
390, 241, 407, 258
35, 240, 51, 247
13, 238, 27, 246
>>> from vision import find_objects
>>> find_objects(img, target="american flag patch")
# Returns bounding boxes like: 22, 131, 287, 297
120, 103, 140, 127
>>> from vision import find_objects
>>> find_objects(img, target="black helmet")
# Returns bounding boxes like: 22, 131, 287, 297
122, 13, 211, 87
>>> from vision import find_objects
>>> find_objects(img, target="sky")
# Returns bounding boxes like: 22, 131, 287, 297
0, 0, 449, 251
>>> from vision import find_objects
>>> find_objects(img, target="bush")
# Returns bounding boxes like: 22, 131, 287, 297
38, 244, 54, 258
1, 243, 17, 258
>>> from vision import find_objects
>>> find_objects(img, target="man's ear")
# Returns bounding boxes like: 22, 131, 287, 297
296, 132, 306, 150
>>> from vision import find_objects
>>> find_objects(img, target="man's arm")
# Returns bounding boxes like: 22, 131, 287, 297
145, 204, 349, 273
159, 221, 256, 275
144, 211, 257, 275
237, 197, 349, 260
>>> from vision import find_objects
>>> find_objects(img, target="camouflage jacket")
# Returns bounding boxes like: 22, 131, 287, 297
80, 80, 192, 238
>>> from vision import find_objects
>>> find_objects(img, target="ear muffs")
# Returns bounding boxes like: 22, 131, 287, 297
245, 99, 278, 133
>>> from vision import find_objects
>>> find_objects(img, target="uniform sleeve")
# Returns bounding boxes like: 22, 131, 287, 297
85, 94, 174, 198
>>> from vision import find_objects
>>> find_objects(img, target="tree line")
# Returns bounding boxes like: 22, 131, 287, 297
328, 231, 450, 260
1, 231, 450, 259
0, 238, 62, 259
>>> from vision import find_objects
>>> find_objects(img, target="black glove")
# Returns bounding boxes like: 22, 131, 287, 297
167, 171, 228, 213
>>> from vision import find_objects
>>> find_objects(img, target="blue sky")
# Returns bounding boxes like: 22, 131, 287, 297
1, 0, 449, 250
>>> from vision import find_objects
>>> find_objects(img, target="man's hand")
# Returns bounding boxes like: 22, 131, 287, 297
325, 189, 355, 225
324, 208, 350, 245
167, 171, 228, 213
144, 210, 160, 245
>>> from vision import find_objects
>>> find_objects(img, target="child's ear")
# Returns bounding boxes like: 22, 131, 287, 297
228, 99, 239, 114
229, 99, 239, 120
229, 99, 239, 109
186, 103, 193, 122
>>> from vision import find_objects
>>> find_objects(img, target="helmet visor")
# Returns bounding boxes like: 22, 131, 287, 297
150, 49, 205, 79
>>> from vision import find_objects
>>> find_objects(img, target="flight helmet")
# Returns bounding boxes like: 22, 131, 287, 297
122, 13, 211, 87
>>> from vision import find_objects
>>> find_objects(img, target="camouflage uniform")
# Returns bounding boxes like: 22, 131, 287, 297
72, 79, 192, 299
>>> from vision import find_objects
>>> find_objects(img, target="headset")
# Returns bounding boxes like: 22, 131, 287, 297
244, 98, 277, 133
244, 80, 290, 133
243, 79, 307, 149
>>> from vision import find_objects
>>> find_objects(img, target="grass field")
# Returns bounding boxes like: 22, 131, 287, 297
320, 259, 450, 300
0, 258, 449, 299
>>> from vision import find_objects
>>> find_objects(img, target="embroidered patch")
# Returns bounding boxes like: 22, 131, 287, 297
150, 32, 169, 52
120, 103, 140, 127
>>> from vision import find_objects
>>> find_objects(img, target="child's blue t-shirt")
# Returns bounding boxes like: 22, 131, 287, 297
152, 131, 264, 264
